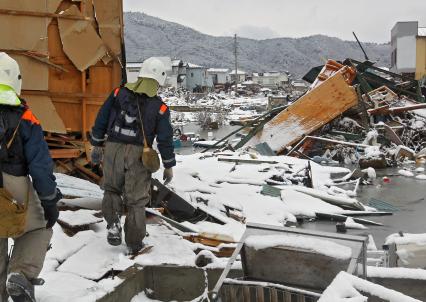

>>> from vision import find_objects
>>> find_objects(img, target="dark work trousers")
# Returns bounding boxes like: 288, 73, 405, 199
102, 142, 151, 251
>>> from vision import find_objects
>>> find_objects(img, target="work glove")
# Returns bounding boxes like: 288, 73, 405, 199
163, 168, 173, 185
41, 189, 63, 228
91, 146, 103, 165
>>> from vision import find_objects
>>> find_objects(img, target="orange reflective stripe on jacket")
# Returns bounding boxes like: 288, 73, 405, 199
159, 104, 168, 114
21, 109, 40, 125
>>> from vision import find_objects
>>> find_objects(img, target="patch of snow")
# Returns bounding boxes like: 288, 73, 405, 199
58, 210, 103, 227
398, 169, 414, 177
385, 233, 426, 246
245, 234, 352, 260
55, 173, 103, 198
367, 266, 426, 280
58, 197, 102, 210
319, 271, 421, 302
344, 217, 368, 230
415, 174, 426, 180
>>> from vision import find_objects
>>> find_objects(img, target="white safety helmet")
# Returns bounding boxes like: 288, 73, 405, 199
0, 53, 22, 95
138, 57, 167, 86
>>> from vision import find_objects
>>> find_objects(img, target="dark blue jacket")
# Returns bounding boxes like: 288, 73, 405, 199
91, 87, 176, 169
0, 103, 58, 206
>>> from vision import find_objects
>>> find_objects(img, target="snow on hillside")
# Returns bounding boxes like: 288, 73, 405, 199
124, 12, 390, 77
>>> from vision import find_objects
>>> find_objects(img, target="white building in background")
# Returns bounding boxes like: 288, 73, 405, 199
169, 59, 187, 89
207, 68, 230, 85
391, 21, 426, 79
186, 63, 212, 92
229, 69, 247, 83
126, 62, 142, 83
252, 72, 289, 88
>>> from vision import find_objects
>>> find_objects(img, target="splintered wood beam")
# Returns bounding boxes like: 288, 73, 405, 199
50, 149, 81, 159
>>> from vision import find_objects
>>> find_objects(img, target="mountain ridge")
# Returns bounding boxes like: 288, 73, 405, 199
124, 12, 390, 77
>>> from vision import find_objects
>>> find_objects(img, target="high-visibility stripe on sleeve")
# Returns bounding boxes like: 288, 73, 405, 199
114, 87, 120, 97
22, 109, 40, 125
159, 104, 168, 115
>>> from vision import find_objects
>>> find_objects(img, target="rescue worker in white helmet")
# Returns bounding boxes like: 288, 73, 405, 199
90, 57, 175, 255
0, 52, 62, 302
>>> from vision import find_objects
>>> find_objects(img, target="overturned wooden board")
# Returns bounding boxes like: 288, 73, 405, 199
248, 73, 358, 153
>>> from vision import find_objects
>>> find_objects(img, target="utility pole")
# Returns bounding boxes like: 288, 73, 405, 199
234, 34, 238, 95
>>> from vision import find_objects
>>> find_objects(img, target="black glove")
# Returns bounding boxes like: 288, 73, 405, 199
43, 204, 59, 229
41, 189, 63, 228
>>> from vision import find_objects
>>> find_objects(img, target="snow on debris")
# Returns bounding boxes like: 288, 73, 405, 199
58, 210, 103, 227
58, 197, 102, 210
55, 173, 103, 198
367, 266, 426, 280
385, 233, 426, 246
245, 234, 352, 260
398, 169, 415, 177
344, 217, 368, 230
151, 152, 359, 240
36, 272, 109, 302
319, 271, 421, 302
36, 220, 197, 301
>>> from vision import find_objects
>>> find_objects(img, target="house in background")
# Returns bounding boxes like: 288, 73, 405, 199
391, 21, 426, 80
186, 63, 212, 92
169, 59, 188, 89
252, 72, 289, 89
229, 69, 247, 83
126, 62, 142, 83
207, 68, 230, 85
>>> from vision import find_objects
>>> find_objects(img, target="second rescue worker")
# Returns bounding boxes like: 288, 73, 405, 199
90, 57, 175, 255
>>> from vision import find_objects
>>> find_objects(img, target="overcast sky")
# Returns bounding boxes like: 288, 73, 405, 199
123, 0, 426, 43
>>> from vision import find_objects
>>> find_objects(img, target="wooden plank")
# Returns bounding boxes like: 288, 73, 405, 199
0, 8, 93, 20
248, 72, 358, 153
74, 163, 101, 183
243, 286, 251, 302
271, 289, 278, 302
256, 287, 265, 302
50, 148, 81, 159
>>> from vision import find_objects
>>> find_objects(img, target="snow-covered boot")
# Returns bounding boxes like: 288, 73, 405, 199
6, 272, 35, 302
107, 223, 122, 246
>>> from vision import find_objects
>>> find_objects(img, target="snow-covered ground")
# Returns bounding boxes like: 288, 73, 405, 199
33, 150, 426, 301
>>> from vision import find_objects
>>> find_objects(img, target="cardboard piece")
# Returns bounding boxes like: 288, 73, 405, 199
0, 1, 62, 52
24, 95, 67, 134
248, 73, 358, 153
10, 54, 48, 91
92, 0, 122, 56
0, 0, 61, 13
58, 5, 107, 71
0, 16, 48, 53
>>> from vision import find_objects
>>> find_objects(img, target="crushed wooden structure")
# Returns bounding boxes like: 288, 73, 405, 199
1, 0, 125, 182
247, 72, 358, 153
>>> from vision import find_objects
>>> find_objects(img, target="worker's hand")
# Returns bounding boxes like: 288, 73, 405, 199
41, 188, 63, 228
163, 168, 173, 185
43, 204, 59, 229
91, 146, 103, 165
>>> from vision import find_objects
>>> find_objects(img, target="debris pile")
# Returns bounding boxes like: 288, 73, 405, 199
214, 59, 426, 175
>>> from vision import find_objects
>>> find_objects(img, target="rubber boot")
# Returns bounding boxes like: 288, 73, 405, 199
6, 273, 35, 302
107, 223, 122, 246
